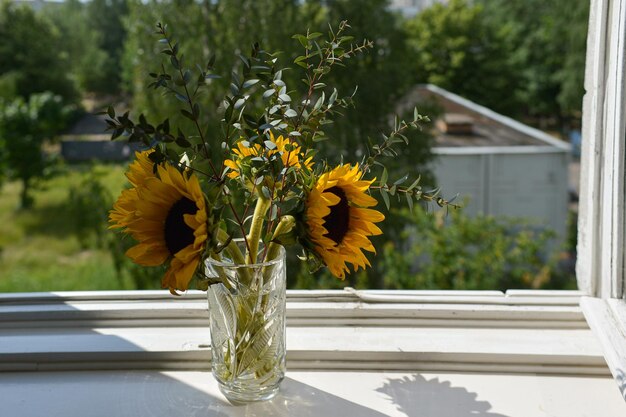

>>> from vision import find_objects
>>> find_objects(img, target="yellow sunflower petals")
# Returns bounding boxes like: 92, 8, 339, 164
126, 243, 169, 266
305, 163, 386, 280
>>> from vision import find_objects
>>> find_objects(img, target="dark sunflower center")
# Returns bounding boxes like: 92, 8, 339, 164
164, 197, 198, 255
322, 186, 350, 245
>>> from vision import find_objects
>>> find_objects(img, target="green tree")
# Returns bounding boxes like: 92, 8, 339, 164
377, 206, 573, 291
477, 0, 589, 127
0, 93, 74, 208
0, 3, 78, 102
405, 0, 519, 116
122, 0, 309, 124
43, 0, 110, 94
85, 0, 129, 93
314, 0, 426, 162
122, 1, 428, 166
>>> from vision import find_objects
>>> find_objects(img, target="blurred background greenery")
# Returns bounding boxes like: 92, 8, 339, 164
0, 0, 586, 292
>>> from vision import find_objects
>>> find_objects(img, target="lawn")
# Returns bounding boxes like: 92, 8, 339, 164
0, 162, 148, 292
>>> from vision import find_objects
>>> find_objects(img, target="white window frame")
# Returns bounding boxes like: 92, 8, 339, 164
578, 0, 626, 396
2, 0, 626, 410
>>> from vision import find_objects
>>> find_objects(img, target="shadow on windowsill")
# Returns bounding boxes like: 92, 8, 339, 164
376, 374, 509, 417
0, 371, 510, 417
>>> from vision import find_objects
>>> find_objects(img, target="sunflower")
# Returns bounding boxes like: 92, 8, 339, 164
224, 132, 313, 179
109, 155, 208, 294
305, 164, 385, 279
108, 151, 155, 231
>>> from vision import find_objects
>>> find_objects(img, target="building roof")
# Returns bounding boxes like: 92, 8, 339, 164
64, 112, 109, 139
396, 84, 571, 152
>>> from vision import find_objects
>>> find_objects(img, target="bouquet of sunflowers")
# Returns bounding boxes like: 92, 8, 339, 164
107, 21, 452, 294
106, 21, 453, 402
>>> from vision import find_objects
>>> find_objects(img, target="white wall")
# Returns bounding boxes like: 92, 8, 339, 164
432, 149, 570, 243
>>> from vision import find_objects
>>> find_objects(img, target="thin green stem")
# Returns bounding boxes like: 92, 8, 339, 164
205, 229, 251, 290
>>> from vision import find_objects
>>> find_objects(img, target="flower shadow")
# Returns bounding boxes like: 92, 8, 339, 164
376, 374, 510, 417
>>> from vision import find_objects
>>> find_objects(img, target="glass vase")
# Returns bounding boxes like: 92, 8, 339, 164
205, 243, 286, 403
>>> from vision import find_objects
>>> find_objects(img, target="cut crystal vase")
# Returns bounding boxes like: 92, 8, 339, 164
205, 243, 286, 403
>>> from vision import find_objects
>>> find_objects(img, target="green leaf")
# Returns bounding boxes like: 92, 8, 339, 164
224, 104, 234, 122
406, 176, 421, 191
176, 136, 191, 147
380, 188, 390, 211
313, 92, 325, 111
394, 174, 409, 186
329, 88, 338, 106
379, 167, 388, 187
237, 54, 250, 68
234, 98, 246, 109
284, 109, 297, 118
293, 34, 309, 48
242, 79, 259, 89
193, 103, 200, 119
181, 109, 196, 121
183, 69, 192, 84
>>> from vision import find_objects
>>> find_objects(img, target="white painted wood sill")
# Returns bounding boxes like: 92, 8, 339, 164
1, 289, 625, 416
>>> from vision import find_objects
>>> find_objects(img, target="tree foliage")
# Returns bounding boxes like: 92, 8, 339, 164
406, 0, 589, 128
85, 0, 129, 93
121, 0, 433, 170
405, 0, 519, 115
378, 206, 573, 291
42, 0, 111, 94
290, 203, 575, 291
0, 3, 78, 102
477, 0, 589, 124
0, 93, 74, 208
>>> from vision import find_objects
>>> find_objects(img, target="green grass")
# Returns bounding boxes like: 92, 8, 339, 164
0, 163, 140, 292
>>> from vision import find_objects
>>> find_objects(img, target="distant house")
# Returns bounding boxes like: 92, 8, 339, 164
61, 111, 140, 162
397, 84, 571, 241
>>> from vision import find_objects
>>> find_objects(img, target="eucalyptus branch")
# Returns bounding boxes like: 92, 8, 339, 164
371, 182, 461, 212
156, 23, 219, 177
155, 23, 264, 254
291, 21, 373, 134
361, 109, 430, 174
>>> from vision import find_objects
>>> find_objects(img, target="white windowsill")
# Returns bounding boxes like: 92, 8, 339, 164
1, 289, 625, 416
581, 297, 626, 398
